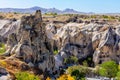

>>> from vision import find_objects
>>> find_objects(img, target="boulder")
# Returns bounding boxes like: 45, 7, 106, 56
0, 67, 8, 75
0, 67, 11, 80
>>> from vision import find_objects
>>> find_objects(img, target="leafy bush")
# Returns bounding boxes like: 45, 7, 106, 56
67, 65, 88, 74
67, 65, 89, 80
118, 65, 120, 70
0, 43, 6, 54
116, 71, 120, 80
15, 72, 40, 80
71, 56, 78, 63
71, 70, 85, 80
98, 61, 118, 78
64, 56, 78, 64
82, 60, 88, 67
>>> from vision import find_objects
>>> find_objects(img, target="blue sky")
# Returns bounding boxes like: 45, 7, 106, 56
0, 0, 120, 13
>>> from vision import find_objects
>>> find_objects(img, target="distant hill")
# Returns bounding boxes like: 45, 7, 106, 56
0, 6, 86, 14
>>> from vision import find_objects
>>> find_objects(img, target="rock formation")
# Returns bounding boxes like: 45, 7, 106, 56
4, 10, 55, 73
93, 26, 120, 64
46, 22, 120, 66
1, 10, 120, 72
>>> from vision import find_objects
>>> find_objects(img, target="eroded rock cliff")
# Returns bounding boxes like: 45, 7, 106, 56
1, 10, 120, 72
46, 22, 120, 66
4, 10, 55, 73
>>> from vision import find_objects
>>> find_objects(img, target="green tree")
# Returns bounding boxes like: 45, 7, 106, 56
116, 71, 120, 80
67, 65, 89, 80
98, 61, 118, 78
71, 70, 85, 80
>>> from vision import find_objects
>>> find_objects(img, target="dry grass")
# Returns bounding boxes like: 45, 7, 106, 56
0, 55, 43, 80
43, 14, 71, 22
0, 12, 30, 19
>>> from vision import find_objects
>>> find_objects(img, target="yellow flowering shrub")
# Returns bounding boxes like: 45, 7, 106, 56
57, 74, 75, 80
0, 60, 7, 67
46, 77, 51, 80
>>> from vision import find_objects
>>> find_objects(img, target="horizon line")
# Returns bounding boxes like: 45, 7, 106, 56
0, 6, 120, 14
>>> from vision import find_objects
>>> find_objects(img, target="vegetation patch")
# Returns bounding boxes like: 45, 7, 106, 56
57, 74, 75, 80
53, 50, 59, 55
98, 61, 118, 78
0, 43, 6, 55
0, 60, 7, 67
15, 71, 40, 80
67, 65, 90, 80
64, 56, 78, 64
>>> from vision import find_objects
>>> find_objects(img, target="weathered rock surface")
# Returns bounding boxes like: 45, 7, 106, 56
0, 19, 20, 38
46, 22, 120, 65
4, 10, 55, 73
46, 23, 93, 61
1, 10, 120, 71
93, 26, 120, 64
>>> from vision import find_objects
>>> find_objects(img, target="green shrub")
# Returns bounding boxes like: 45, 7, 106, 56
116, 71, 120, 80
15, 72, 40, 80
102, 15, 109, 19
83, 60, 88, 67
0, 43, 6, 54
64, 58, 70, 64
64, 56, 78, 64
53, 50, 58, 55
71, 56, 78, 64
71, 70, 85, 80
91, 15, 97, 18
67, 65, 88, 75
44, 12, 57, 16
67, 65, 87, 80
98, 61, 118, 78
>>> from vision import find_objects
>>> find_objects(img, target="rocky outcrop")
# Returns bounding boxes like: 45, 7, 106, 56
0, 19, 20, 38
5, 10, 55, 73
93, 27, 120, 64
46, 23, 94, 67
0, 19, 20, 44
56, 23, 93, 59
46, 22, 120, 66
1, 10, 120, 71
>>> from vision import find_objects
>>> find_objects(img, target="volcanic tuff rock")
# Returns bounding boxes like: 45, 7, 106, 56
4, 10, 55, 73
1, 10, 120, 70
46, 22, 120, 65
93, 26, 120, 64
